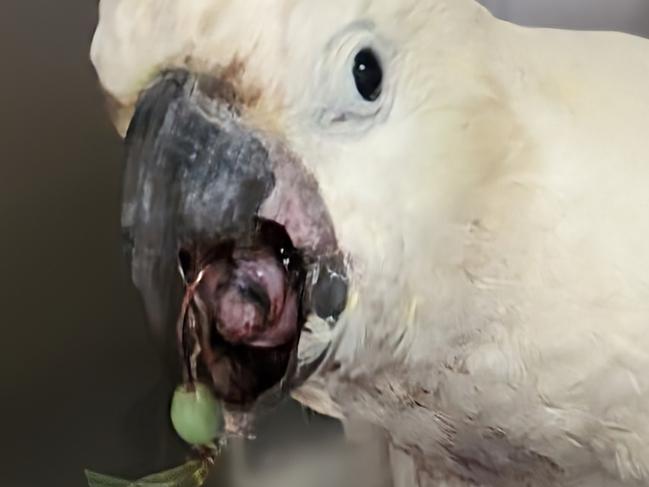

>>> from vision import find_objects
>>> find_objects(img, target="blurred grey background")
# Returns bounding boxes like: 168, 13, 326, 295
1, 1, 648, 486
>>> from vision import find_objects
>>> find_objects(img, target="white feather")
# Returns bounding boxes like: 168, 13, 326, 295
92, 1, 649, 484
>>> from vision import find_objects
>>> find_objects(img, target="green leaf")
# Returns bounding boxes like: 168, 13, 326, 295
84, 470, 130, 487
138, 460, 210, 486
85, 459, 211, 487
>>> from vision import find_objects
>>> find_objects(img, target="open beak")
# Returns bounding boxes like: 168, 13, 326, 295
121, 70, 348, 419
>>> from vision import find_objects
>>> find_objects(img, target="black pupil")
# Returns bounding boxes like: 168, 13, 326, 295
353, 48, 383, 102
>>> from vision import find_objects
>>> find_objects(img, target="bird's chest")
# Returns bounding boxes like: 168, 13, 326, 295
320, 367, 562, 487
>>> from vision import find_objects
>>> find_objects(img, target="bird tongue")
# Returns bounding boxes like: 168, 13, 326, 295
173, 220, 305, 405
196, 246, 299, 348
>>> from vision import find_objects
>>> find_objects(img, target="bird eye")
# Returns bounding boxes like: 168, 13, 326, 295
352, 48, 383, 102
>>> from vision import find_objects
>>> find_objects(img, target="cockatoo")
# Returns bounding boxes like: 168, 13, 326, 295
90, 0, 649, 485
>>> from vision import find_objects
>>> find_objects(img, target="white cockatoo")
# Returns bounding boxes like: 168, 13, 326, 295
91, 0, 649, 485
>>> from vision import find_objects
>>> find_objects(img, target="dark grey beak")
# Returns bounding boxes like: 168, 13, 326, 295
123, 70, 273, 360
121, 70, 348, 409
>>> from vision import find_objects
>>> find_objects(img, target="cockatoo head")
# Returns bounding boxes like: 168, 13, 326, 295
91, 0, 502, 424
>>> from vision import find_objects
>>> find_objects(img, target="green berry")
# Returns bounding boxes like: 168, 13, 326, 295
170, 382, 222, 445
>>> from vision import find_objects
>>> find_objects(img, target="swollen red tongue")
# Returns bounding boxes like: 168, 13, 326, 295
197, 248, 298, 348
